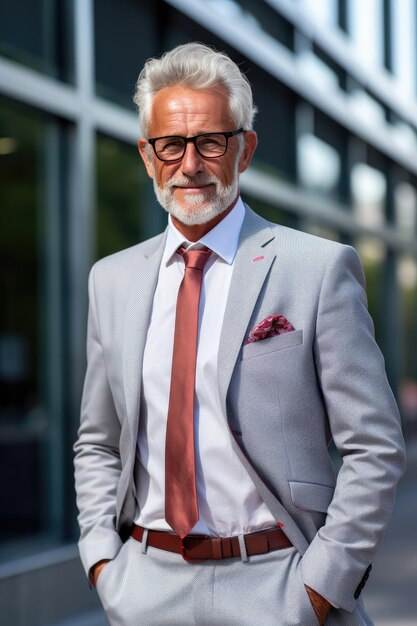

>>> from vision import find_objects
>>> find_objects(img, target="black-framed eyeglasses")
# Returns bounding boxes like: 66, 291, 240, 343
148, 128, 244, 162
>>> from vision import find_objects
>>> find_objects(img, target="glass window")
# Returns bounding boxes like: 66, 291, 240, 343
351, 163, 387, 345
162, 3, 249, 80
96, 134, 159, 260
347, 0, 384, 69
395, 181, 417, 238
348, 90, 386, 129
250, 69, 297, 182
0, 0, 73, 81
295, 0, 338, 28
391, 0, 416, 96
94, 0, 157, 108
351, 162, 386, 229
242, 193, 299, 229
313, 111, 350, 205
0, 100, 60, 545
211, 0, 294, 50
354, 235, 386, 349
296, 50, 340, 92
390, 120, 417, 156
297, 133, 341, 199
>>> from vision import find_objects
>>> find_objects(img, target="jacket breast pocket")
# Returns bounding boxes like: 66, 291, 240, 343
241, 329, 303, 360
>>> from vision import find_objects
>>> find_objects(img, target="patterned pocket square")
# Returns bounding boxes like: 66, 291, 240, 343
245, 314, 295, 345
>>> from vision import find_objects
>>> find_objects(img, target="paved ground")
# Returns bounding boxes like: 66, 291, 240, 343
363, 438, 417, 626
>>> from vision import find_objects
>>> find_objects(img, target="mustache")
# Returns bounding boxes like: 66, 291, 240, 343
165, 174, 220, 189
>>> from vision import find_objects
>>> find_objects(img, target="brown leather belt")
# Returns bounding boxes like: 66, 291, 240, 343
131, 525, 292, 562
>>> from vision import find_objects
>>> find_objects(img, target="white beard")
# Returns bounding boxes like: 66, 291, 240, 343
152, 168, 240, 226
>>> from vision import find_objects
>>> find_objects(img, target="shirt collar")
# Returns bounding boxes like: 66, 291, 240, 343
163, 197, 245, 266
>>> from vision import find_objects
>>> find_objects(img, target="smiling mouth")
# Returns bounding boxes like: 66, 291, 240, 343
174, 184, 212, 190
173, 185, 214, 196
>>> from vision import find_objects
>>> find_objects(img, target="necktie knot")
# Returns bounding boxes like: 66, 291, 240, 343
178, 246, 211, 271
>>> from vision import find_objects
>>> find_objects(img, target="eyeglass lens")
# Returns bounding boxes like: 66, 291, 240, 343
155, 134, 228, 160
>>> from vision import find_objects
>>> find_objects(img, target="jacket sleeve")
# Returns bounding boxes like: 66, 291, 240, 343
300, 245, 406, 612
73, 264, 123, 577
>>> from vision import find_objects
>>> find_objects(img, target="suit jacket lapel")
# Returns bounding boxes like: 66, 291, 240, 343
123, 230, 167, 442
217, 206, 276, 414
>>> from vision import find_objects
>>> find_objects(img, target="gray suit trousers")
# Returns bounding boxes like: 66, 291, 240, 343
96, 537, 373, 626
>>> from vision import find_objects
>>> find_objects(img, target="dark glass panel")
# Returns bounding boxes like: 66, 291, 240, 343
0, 100, 51, 541
297, 132, 341, 201
232, 0, 294, 50
161, 3, 249, 73
0, 0, 73, 80
94, 0, 159, 108
351, 162, 387, 347
96, 134, 158, 260
314, 111, 350, 204
251, 69, 297, 182
243, 193, 299, 229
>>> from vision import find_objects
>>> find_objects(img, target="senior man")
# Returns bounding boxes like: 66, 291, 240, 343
74, 43, 405, 626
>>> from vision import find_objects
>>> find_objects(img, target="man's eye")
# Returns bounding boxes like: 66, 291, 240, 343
160, 139, 184, 152
199, 138, 222, 148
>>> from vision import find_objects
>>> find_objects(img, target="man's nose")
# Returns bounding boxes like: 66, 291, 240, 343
180, 141, 204, 176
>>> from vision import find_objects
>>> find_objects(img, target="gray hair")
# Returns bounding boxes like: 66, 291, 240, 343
133, 42, 257, 138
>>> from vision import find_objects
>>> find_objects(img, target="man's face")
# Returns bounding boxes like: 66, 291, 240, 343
138, 85, 257, 226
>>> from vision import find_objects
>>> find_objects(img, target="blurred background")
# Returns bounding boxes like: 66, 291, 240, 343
0, 1, 416, 625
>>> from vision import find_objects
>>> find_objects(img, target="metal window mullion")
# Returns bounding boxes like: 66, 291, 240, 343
0, 56, 79, 120
67, 0, 96, 538
383, 0, 394, 73
68, 0, 96, 374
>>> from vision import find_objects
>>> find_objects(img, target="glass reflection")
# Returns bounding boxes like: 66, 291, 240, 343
95, 0, 155, 107
347, 0, 384, 68
96, 134, 149, 260
207, 0, 294, 49
351, 163, 386, 230
395, 182, 417, 238
242, 194, 299, 229
390, 122, 417, 156
349, 90, 386, 129
296, 51, 340, 91
0, 101, 51, 542
351, 163, 387, 345
391, 0, 417, 95
0, 0, 73, 80
297, 133, 340, 198
295, 0, 338, 28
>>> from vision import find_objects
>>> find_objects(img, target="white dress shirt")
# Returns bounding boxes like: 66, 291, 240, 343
134, 197, 276, 536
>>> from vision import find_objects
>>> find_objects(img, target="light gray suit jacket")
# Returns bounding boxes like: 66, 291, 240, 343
74, 205, 405, 612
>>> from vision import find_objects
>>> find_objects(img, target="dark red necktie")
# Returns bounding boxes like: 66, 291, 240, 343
165, 246, 211, 538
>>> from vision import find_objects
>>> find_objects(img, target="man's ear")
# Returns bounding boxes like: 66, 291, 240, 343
138, 138, 155, 179
238, 131, 258, 174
